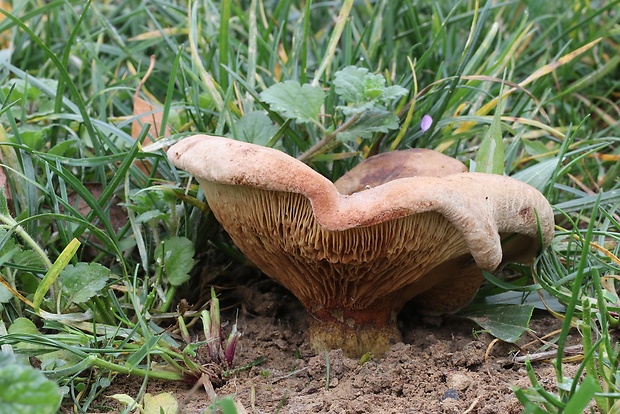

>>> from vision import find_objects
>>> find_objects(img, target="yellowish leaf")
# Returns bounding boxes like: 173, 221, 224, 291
132, 56, 171, 144
109, 394, 142, 413
132, 56, 172, 174
143, 393, 178, 414
129, 28, 188, 41
132, 96, 170, 145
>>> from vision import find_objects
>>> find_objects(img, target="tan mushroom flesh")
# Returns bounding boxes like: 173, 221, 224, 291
168, 135, 555, 357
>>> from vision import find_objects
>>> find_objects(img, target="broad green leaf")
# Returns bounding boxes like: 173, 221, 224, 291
482, 290, 564, 312
135, 210, 169, 224
18, 125, 45, 151
0, 353, 62, 414
6, 317, 82, 369
1, 78, 58, 100
155, 236, 195, 286
59, 262, 110, 305
259, 81, 324, 124
8, 317, 39, 336
336, 108, 400, 142
462, 304, 534, 343
475, 88, 505, 175
230, 111, 279, 146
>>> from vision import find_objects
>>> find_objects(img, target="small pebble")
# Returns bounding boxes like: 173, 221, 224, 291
441, 388, 459, 401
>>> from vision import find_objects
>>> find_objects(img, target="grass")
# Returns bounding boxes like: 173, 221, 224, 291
0, 0, 618, 412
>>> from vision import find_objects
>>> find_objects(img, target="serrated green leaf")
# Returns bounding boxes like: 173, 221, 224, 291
0, 353, 62, 414
475, 89, 505, 175
336, 108, 400, 142
380, 85, 408, 101
155, 237, 195, 286
334, 66, 408, 116
333, 66, 367, 103
259, 81, 324, 124
59, 262, 110, 305
13, 250, 45, 268
463, 304, 534, 343
363, 72, 386, 100
230, 111, 279, 146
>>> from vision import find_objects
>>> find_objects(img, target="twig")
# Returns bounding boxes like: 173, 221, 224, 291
297, 113, 361, 162
271, 366, 309, 384
200, 373, 217, 401
513, 344, 583, 363
462, 397, 480, 414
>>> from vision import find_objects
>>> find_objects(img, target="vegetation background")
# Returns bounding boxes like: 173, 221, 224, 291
0, 0, 618, 412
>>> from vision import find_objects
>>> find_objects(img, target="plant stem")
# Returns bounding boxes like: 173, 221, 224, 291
297, 113, 360, 162
90, 354, 184, 381
0, 218, 53, 269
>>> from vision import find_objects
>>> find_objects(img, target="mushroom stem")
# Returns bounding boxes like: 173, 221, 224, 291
307, 309, 401, 357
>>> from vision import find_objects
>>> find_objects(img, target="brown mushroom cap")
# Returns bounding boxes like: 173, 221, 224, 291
334, 148, 468, 195
168, 135, 555, 356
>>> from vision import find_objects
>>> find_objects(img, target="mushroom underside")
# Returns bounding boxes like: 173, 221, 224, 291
201, 181, 505, 356
168, 135, 554, 357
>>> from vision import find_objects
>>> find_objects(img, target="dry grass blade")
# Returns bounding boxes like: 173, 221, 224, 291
454, 37, 603, 134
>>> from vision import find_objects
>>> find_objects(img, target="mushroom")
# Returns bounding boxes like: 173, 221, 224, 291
168, 135, 554, 357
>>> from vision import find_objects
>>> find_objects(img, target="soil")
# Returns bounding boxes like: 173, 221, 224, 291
91, 280, 582, 414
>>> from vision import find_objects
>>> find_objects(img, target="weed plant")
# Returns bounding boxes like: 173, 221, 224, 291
0, 0, 618, 413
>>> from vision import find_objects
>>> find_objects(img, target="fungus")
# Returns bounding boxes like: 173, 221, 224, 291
168, 135, 554, 357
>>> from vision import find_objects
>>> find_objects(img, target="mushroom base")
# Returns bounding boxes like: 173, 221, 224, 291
307, 313, 401, 358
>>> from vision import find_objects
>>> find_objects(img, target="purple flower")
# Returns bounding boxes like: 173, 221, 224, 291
421, 114, 433, 132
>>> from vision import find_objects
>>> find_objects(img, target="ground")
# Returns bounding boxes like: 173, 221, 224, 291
93, 280, 580, 414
